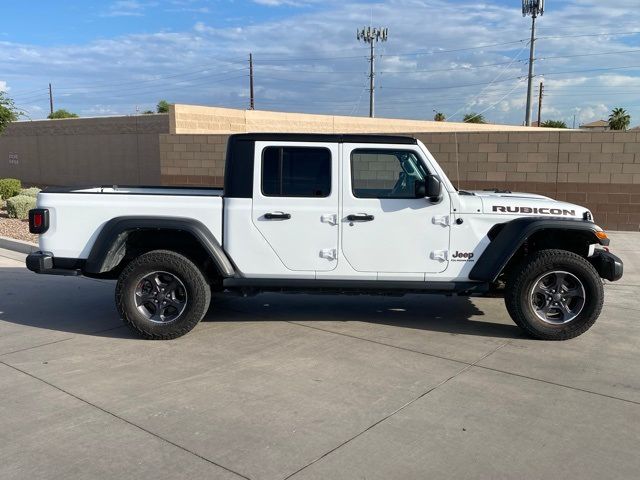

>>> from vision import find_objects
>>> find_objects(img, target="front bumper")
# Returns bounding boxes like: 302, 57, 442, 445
26, 251, 80, 276
590, 251, 623, 282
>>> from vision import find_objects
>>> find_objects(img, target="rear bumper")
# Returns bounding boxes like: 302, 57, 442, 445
590, 251, 623, 282
26, 251, 81, 276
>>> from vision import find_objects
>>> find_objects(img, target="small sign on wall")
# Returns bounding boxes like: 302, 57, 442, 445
8, 152, 18, 165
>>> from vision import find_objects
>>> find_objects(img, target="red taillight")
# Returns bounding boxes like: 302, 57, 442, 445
29, 209, 49, 234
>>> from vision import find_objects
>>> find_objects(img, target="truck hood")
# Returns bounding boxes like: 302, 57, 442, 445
464, 190, 589, 220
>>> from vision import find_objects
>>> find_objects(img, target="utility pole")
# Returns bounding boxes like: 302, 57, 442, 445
48, 83, 54, 116
522, 0, 544, 126
357, 26, 388, 118
537, 81, 544, 127
249, 53, 255, 110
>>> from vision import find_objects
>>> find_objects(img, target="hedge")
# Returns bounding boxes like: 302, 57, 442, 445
0, 178, 21, 200
20, 187, 41, 198
6, 195, 36, 220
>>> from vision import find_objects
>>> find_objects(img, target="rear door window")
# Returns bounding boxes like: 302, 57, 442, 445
262, 147, 331, 197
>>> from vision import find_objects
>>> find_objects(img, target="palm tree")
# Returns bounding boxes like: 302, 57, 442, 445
433, 112, 446, 122
608, 107, 631, 131
463, 112, 487, 124
541, 120, 567, 128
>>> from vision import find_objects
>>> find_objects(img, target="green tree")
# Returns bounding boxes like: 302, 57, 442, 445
142, 110, 155, 114
0, 91, 20, 134
48, 109, 79, 119
540, 120, 567, 128
463, 112, 486, 124
157, 100, 170, 113
608, 107, 631, 131
433, 112, 446, 122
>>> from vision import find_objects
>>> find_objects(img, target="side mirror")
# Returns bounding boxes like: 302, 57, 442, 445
426, 175, 441, 200
415, 176, 441, 201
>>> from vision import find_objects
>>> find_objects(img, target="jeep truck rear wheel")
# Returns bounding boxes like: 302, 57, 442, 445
116, 250, 211, 339
505, 249, 604, 340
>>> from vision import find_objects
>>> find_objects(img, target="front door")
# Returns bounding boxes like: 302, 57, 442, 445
341, 144, 450, 275
252, 141, 339, 272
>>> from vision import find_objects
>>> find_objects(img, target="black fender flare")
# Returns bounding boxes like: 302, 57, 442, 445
469, 217, 608, 283
84, 216, 235, 277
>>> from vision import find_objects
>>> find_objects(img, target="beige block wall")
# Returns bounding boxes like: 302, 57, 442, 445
0, 114, 169, 186
169, 104, 559, 135
159, 133, 228, 186
160, 130, 640, 231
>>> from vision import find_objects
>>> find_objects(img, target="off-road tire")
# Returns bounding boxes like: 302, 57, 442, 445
116, 250, 210, 339
505, 249, 604, 340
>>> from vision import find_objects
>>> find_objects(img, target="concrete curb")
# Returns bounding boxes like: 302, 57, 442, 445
0, 236, 38, 254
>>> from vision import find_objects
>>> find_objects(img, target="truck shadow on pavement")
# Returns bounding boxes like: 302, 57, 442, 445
0, 268, 524, 340
206, 292, 525, 340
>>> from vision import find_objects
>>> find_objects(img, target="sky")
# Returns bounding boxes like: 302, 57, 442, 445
2, 0, 640, 126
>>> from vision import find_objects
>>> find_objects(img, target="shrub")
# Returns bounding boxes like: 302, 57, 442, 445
0, 178, 21, 200
6, 194, 36, 220
20, 187, 41, 198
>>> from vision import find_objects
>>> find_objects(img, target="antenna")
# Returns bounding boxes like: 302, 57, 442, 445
356, 26, 388, 118
522, 0, 544, 126
454, 131, 460, 191
522, 0, 544, 16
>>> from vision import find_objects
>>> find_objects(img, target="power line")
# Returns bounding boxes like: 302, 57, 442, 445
537, 30, 640, 40
258, 75, 365, 88
4, 87, 49, 98
442, 40, 530, 122
538, 48, 640, 61
55, 66, 249, 94
381, 39, 528, 58
91, 74, 249, 100
539, 65, 640, 77
380, 75, 523, 91
379, 59, 525, 75
255, 66, 366, 75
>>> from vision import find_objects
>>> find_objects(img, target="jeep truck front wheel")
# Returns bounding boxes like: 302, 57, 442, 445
505, 249, 604, 340
116, 250, 211, 339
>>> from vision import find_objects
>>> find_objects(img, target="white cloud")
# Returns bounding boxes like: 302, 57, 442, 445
1, 0, 639, 124
103, 0, 157, 17
252, 0, 318, 6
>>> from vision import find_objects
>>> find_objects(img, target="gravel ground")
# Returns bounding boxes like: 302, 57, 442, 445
0, 207, 38, 243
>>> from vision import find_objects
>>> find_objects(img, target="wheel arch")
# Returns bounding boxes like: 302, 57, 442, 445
84, 216, 235, 278
469, 217, 608, 283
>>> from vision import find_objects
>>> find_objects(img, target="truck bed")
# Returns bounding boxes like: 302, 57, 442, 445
37, 186, 224, 259
42, 185, 224, 196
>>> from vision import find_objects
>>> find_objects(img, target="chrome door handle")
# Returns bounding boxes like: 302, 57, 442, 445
264, 212, 291, 220
347, 214, 374, 222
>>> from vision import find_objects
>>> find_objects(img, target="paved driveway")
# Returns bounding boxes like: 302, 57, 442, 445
1, 233, 639, 480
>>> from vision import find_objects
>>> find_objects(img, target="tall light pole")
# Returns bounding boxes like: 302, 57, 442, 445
523, 0, 544, 126
249, 53, 255, 110
48, 83, 54, 117
357, 26, 388, 118
537, 80, 544, 127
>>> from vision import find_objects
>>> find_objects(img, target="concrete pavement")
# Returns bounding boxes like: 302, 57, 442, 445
0, 233, 639, 480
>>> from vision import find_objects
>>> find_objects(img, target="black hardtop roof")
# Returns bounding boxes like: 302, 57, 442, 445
228, 133, 418, 144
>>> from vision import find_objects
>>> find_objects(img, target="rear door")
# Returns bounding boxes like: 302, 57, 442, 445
251, 141, 339, 272
341, 144, 451, 276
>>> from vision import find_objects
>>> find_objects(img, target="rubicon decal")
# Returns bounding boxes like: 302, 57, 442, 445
493, 206, 576, 216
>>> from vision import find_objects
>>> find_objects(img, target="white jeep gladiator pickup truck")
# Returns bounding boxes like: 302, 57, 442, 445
26, 133, 623, 340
